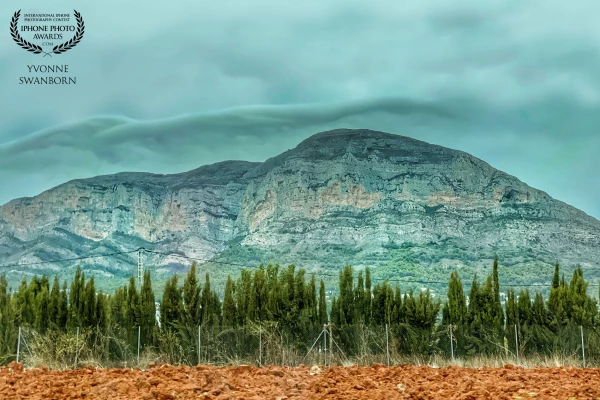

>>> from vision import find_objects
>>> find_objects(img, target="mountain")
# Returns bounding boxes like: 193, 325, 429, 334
1, 129, 599, 291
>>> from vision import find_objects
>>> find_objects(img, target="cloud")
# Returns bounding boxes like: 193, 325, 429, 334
0, 0, 599, 219
0, 97, 460, 173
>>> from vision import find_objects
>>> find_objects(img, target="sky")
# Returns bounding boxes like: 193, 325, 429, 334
1, 0, 599, 219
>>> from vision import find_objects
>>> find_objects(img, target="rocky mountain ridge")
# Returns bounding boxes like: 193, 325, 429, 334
1, 129, 598, 290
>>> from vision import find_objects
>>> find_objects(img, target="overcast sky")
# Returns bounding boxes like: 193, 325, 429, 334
1, 0, 599, 219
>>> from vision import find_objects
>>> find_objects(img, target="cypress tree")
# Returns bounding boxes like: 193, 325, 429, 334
330, 297, 339, 326
40, 276, 50, 293
0, 276, 17, 360
517, 289, 532, 326
140, 270, 156, 344
355, 271, 365, 323
504, 289, 518, 354
568, 266, 596, 327
492, 256, 500, 305
160, 275, 182, 331
83, 276, 97, 328
14, 278, 33, 327
35, 285, 50, 333
551, 263, 560, 289
111, 286, 128, 330
201, 273, 218, 325
212, 291, 222, 325
444, 271, 467, 326
391, 286, 402, 324
338, 266, 354, 325
68, 267, 85, 328
547, 264, 562, 326
57, 281, 68, 330
294, 269, 306, 315
318, 280, 327, 326
306, 274, 318, 325
126, 275, 140, 329
48, 276, 60, 328
236, 270, 252, 325
96, 292, 109, 331
183, 262, 201, 326
364, 268, 372, 324
222, 276, 237, 327
266, 265, 281, 321
491, 257, 504, 330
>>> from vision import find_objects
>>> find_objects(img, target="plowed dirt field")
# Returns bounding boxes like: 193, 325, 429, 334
1, 362, 599, 399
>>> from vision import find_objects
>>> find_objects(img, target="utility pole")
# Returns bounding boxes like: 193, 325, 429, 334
323, 325, 327, 367
449, 325, 454, 362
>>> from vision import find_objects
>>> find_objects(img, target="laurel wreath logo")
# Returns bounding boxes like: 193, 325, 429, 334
10, 9, 84, 57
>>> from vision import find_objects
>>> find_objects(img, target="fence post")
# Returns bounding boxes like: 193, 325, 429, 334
581, 325, 586, 368
385, 324, 390, 367
197, 325, 201, 365
514, 324, 519, 365
137, 326, 141, 366
449, 325, 454, 362
323, 326, 327, 367
74, 327, 80, 369
259, 325, 262, 367
16, 327, 21, 363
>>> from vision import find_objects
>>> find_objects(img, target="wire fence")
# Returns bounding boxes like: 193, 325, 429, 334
7, 323, 600, 370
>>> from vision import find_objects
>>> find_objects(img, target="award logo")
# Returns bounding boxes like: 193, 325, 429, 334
10, 10, 85, 84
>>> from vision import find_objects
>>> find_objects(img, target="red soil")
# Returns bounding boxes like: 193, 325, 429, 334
1, 361, 599, 399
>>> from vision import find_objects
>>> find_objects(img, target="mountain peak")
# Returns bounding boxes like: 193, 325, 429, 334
296, 128, 435, 149
1, 128, 599, 292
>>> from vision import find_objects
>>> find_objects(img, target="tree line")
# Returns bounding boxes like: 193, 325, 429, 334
0, 257, 598, 365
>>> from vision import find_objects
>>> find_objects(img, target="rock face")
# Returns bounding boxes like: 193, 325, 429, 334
1, 129, 599, 287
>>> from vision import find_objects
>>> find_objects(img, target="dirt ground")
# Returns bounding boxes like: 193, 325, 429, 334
1, 361, 600, 399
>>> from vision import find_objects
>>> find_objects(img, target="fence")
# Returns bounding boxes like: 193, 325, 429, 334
7, 323, 600, 370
